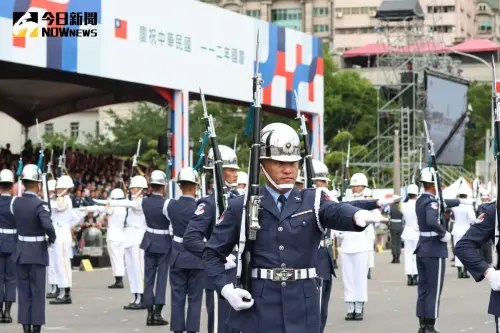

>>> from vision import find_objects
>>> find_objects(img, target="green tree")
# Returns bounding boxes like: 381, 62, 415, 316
464, 83, 491, 171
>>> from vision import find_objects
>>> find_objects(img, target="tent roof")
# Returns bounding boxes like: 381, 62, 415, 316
343, 43, 390, 57
375, 0, 424, 21
394, 40, 449, 54
452, 39, 500, 53
442, 177, 472, 199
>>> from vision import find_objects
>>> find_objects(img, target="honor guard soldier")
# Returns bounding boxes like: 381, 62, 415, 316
11, 164, 56, 333
236, 171, 248, 195
0, 169, 16, 324
46, 179, 59, 298
450, 186, 476, 279
50, 175, 76, 305
81, 188, 126, 288
202, 123, 387, 333
94, 176, 148, 310
169, 168, 205, 333
388, 195, 404, 264
184, 145, 240, 333
401, 184, 420, 286
455, 200, 500, 332
415, 167, 467, 333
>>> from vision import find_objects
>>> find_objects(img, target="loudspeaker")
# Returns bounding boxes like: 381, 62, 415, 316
400, 72, 418, 109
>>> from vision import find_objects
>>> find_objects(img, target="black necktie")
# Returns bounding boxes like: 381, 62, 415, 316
278, 195, 287, 212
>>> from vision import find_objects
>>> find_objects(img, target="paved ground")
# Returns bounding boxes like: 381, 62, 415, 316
0, 251, 494, 332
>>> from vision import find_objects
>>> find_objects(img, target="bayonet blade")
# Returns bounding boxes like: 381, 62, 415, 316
346, 140, 351, 168
255, 30, 260, 76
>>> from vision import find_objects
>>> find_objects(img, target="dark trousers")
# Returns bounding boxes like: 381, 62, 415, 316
0, 252, 16, 302
390, 223, 404, 256
495, 316, 500, 333
320, 279, 332, 333
169, 267, 204, 332
480, 239, 493, 265
416, 257, 445, 319
143, 252, 169, 305
17, 264, 46, 325
216, 288, 239, 333
205, 289, 215, 333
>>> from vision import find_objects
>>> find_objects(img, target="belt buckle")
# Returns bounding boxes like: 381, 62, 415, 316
272, 268, 295, 282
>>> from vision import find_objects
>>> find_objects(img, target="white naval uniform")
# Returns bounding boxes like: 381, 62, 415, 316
401, 200, 419, 275
101, 196, 146, 296
450, 204, 476, 268
51, 195, 79, 289
47, 198, 58, 286
86, 205, 127, 278
340, 194, 369, 303
366, 211, 380, 269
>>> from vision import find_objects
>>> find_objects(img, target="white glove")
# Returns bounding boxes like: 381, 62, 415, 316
224, 254, 237, 271
440, 231, 451, 243
221, 284, 254, 311
486, 268, 500, 291
354, 210, 389, 228
459, 199, 474, 206
377, 195, 403, 206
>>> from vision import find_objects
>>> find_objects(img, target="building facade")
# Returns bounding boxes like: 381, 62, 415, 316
0, 103, 138, 154
476, 0, 500, 42
202, 0, 335, 46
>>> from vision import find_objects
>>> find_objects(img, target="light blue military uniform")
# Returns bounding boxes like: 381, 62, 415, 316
415, 192, 459, 331
169, 195, 204, 333
12, 191, 56, 333
203, 185, 364, 333
455, 202, 500, 332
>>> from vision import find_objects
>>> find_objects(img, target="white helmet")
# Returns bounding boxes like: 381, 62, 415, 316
56, 175, 74, 189
407, 184, 419, 195
0, 169, 14, 183
362, 188, 372, 197
47, 179, 57, 191
110, 188, 125, 199
129, 175, 148, 189
21, 164, 42, 182
260, 123, 301, 162
205, 145, 239, 170
480, 189, 490, 198
177, 168, 199, 184
350, 173, 368, 187
237, 171, 248, 185
420, 167, 436, 184
458, 184, 469, 196
150, 170, 167, 185
311, 159, 330, 182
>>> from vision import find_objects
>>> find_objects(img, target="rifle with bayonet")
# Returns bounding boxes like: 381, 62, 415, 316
132, 139, 141, 177
423, 120, 447, 230
341, 140, 351, 201
16, 157, 23, 196
412, 145, 423, 184
165, 106, 174, 199
294, 90, 315, 189
238, 32, 263, 296
199, 87, 228, 219
490, 57, 500, 270
36, 119, 51, 212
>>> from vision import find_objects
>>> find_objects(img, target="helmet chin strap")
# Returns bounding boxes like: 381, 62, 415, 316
225, 181, 237, 188
352, 191, 363, 198
261, 165, 294, 191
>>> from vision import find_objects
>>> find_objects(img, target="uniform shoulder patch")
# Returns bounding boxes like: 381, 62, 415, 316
477, 213, 485, 223
216, 211, 225, 225
195, 203, 206, 215
430, 202, 438, 210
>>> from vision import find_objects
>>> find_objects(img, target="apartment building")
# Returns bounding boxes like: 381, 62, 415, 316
334, 0, 475, 53
202, 0, 335, 45
476, 0, 500, 42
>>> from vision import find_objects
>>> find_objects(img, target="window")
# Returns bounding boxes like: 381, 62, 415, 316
271, 8, 303, 30
313, 7, 329, 16
351, 7, 360, 14
479, 21, 493, 32
246, 10, 261, 18
360, 7, 368, 14
70, 122, 79, 138
95, 121, 100, 137
314, 25, 329, 32
44, 123, 54, 135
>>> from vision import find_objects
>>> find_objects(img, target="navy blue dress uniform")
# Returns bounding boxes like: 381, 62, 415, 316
184, 190, 240, 333
140, 170, 172, 326
415, 169, 461, 333
455, 202, 500, 332
11, 164, 56, 333
316, 195, 379, 332
0, 168, 16, 324
202, 184, 386, 333
169, 194, 205, 333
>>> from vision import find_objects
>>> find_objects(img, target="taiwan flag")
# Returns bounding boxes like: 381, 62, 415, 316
115, 19, 127, 39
